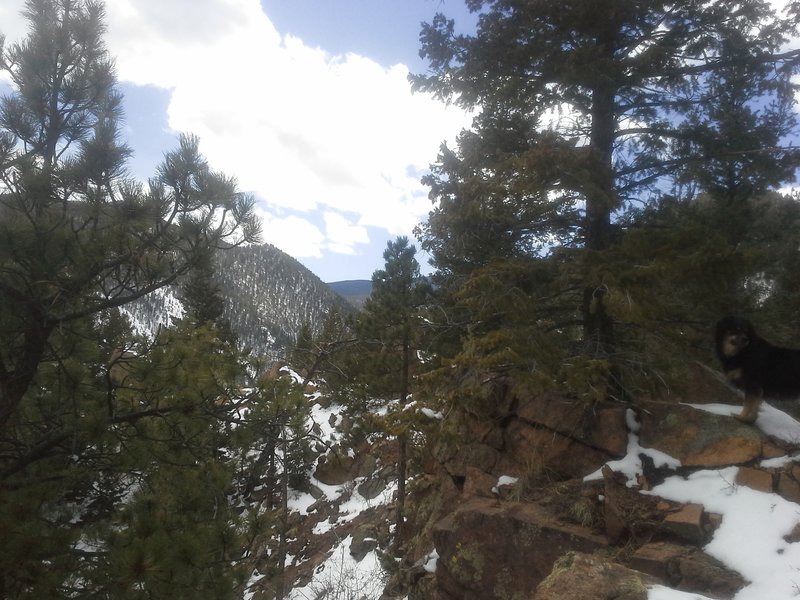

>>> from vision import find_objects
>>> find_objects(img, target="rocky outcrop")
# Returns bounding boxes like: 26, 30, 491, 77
534, 552, 657, 600
637, 400, 765, 467
431, 497, 608, 600
435, 378, 630, 485
400, 373, 800, 600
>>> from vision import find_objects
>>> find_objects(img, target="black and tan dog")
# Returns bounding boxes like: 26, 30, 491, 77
715, 316, 800, 423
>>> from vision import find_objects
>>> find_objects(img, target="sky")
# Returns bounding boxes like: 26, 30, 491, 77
0, 0, 476, 282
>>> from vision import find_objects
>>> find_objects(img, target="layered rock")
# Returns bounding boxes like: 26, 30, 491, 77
399, 373, 800, 600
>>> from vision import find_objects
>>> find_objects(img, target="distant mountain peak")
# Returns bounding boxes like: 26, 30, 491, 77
327, 279, 372, 308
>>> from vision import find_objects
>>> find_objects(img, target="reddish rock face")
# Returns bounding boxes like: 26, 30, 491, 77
515, 392, 629, 456
432, 497, 608, 599
404, 376, 798, 600
637, 400, 763, 467
534, 552, 657, 600
440, 382, 631, 484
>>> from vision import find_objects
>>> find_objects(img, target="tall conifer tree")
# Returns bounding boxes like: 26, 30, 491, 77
0, 2, 259, 596
356, 236, 430, 547
0, 0, 259, 427
413, 0, 800, 362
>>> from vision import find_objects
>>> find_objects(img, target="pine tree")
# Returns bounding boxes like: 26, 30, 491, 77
231, 371, 312, 599
0, 0, 260, 428
0, 2, 259, 597
412, 0, 800, 359
289, 309, 355, 390
176, 250, 237, 344
94, 323, 250, 599
355, 237, 431, 548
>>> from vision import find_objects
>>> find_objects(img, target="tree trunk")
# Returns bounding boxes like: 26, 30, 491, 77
396, 434, 407, 548
0, 319, 52, 429
275, 430, 289, 600
582, 57, 618, 357
395, 335, 411, 549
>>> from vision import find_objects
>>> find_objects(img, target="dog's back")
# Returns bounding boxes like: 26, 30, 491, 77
756, 339, 800, 399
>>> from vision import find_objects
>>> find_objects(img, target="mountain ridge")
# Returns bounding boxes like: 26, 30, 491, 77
125, 243, 357, 358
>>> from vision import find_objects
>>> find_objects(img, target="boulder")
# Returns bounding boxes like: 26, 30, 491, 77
349, 524, 379, 562
432, 497, 607, 599
735, 466, 774, 493
630, 542, 745, 597
358, 477, 387, 501
638, 401, 762, 467
777, 470, 800, 503
661, 503, 706, 545
313, 451, 355, 486
352, 451, 378, 478
534, 552, 657, 600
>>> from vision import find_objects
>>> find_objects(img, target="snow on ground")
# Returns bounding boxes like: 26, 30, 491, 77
648, 585, 715, 600
584, 409, 682, 486
243, 570, 266, 600
688, 402, 800, 444
305, 476, 398, 536
288, 535, 387, 600
588, 403, 800, 600
492, 475, 519, 494
245, 384, 398, 599
649, 466, 800, 600
421, 549, 439, 573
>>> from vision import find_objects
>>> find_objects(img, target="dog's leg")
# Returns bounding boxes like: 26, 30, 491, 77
736, 393, 761, 423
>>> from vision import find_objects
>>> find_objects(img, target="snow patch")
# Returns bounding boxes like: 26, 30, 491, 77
422, 550, 439, 573
583, 430, 681, 487
492, 475, 519, 494
420, 407, 444, 420
586, 402, 800, 600
288, 535, 386, 600
648, 585, 715, 600
760, 453, 800, 469
625, 407, 641, 433
648, 467, 800, 600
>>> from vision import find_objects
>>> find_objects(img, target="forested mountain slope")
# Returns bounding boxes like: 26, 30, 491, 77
216, 244, 353, 357
125, 243, 353, 359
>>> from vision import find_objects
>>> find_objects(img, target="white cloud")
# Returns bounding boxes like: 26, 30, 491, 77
1, 0, 468, 267
323, 211, 369, 255
257, 209, 325, 259
100, 0, 469, 256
